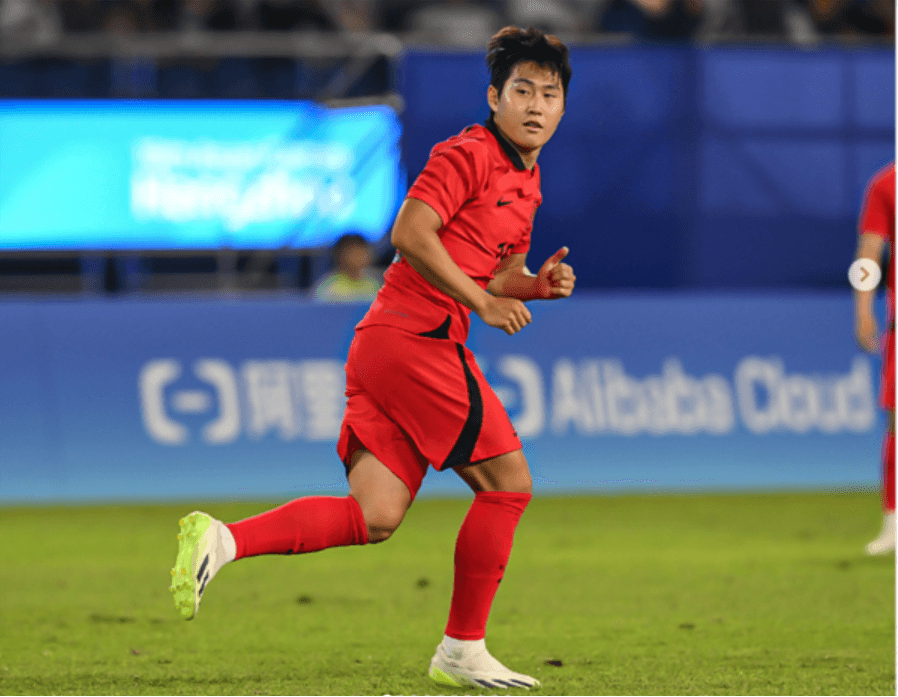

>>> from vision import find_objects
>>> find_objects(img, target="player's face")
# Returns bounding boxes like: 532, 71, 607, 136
488, 61, 565, 164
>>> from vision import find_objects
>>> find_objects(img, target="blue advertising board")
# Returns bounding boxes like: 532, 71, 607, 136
0, 292, 884, 504
0, 100, 403, 250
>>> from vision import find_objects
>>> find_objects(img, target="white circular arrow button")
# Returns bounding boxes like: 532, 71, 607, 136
848, 259, 882, 292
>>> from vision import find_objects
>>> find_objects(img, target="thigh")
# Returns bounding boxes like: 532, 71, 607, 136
338, 387, 429, 501
454, 449, 533, 494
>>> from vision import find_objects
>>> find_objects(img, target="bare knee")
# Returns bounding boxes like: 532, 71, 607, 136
513, 474, 533, 495
346, 450, 412, 544
357, 499, 406, 543
484, 465, 533, 495
455, 450, 533, 494
501, 471, 533, 495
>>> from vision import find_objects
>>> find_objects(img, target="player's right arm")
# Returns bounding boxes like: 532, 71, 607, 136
854, 232, 886, 353
391, 198, 532, 335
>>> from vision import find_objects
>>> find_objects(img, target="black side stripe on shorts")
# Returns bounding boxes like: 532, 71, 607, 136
440, 343, 484, 470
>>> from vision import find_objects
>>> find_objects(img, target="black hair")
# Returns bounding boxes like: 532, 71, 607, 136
485, 26, 572, 115
333, 233, 368, 254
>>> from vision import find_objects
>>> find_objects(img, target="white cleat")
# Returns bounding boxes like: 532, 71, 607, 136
865, 512, 896, 556
428, 640, 541, 690
169, 511, 231, 619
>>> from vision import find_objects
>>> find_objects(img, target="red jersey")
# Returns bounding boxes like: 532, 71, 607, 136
356, 118, 542, 344
859, 161, 896, 327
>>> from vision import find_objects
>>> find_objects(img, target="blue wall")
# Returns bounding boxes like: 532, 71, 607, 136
0, 293, 885, 503
400, 46, 895, 289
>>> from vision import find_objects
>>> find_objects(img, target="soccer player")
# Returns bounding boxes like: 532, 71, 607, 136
854, 160, 895, 555
169, 26, 575, 689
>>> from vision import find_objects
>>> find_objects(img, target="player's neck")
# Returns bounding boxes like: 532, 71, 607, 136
515, 144, 540, 170
490, 118, 540, 170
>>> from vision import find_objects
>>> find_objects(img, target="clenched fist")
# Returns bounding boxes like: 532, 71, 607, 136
477, 295, 532, 335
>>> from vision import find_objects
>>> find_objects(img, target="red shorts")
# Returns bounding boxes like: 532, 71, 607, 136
881, 328, 895, 410
337, 325, 521, 499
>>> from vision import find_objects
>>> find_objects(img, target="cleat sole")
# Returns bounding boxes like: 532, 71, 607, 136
168, 512, 212, 620
429, 663, 541, 690
429, 666, 466, 688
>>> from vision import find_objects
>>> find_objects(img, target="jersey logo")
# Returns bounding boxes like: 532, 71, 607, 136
497, 198, 513, 207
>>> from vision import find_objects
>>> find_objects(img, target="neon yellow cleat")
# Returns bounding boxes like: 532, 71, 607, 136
429, 641, 540, 690
168, 511, 229, 620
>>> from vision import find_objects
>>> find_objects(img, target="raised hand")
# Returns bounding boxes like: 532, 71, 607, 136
536, 247, 576, 299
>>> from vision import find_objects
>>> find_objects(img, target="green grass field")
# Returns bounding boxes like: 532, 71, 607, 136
0, 491, 894, 695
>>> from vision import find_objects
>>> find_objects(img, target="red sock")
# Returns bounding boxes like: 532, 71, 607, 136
883, 431, 895, 512
445, 491, 531, 641
227, 495, 368, 560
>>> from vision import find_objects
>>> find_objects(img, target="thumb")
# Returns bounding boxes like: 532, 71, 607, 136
545, 246, 569, 268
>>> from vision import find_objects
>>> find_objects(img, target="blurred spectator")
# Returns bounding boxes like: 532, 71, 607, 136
313, 233, 382, 302
406, 0, 503, 46
0, 0, 61, 41
596, 0, 705, 40
256, 0, 337, 31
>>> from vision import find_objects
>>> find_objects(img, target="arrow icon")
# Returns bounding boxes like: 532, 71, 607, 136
849, 259, 882, 291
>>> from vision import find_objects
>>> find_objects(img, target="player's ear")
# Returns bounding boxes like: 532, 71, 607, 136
487, 85, 500, 113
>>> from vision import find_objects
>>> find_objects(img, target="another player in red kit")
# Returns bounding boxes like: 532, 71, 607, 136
168, 26, 575, 689
854, 161, 895, 555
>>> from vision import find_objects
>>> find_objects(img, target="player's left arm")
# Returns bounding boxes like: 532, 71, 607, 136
487, 247, 575, 300
854, 232, 887, 353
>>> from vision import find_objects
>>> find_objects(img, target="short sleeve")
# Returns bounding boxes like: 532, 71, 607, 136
406, 143, 483, 228
859, 173, 892, 240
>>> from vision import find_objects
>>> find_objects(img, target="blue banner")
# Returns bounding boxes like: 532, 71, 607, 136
0, 293, 884, 503
0, 100, 403, 250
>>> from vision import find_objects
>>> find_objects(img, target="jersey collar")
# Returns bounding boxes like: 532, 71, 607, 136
484, 115, 528, 171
